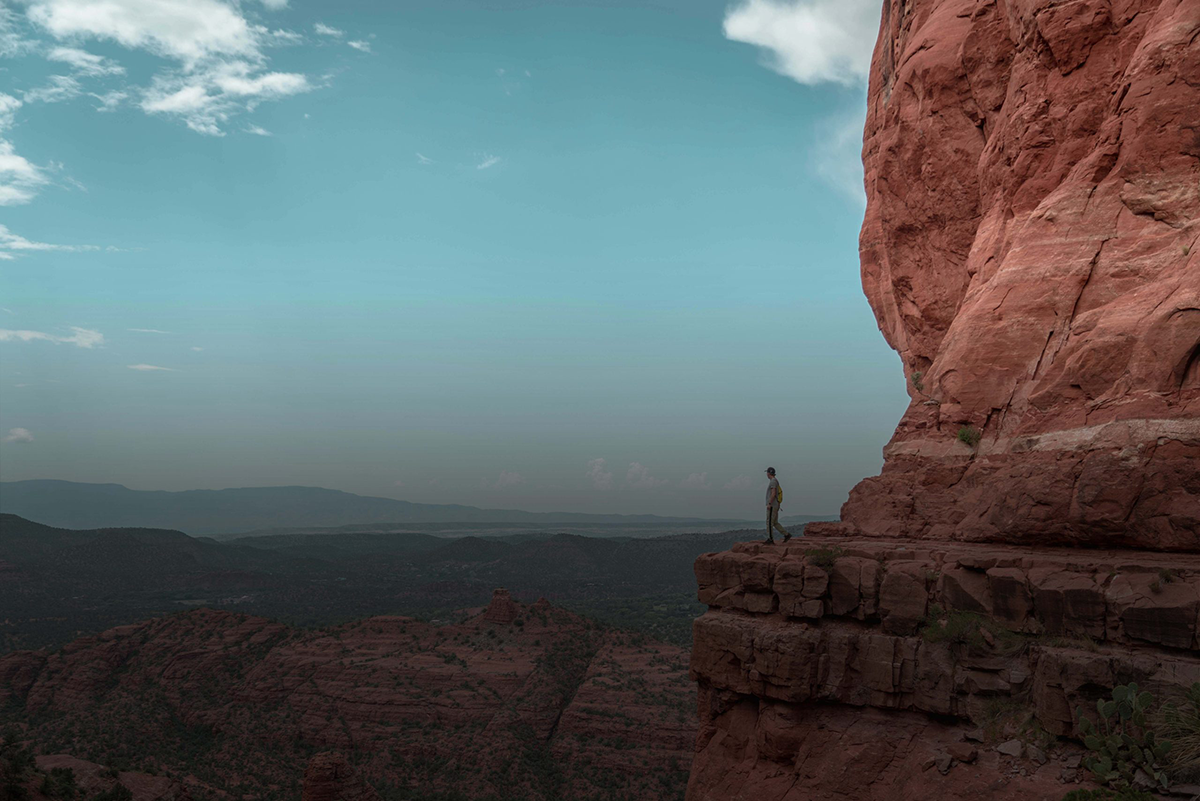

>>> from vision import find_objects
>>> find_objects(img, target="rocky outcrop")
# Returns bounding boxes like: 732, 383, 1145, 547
483, 587, 518, 623
686, 538, 1200, 800
1, 605, 695, 801
301, 753, 380, 801
833, 0, 1200, 549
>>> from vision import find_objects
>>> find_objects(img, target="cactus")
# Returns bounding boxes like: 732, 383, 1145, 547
1076, 683, 1173, 792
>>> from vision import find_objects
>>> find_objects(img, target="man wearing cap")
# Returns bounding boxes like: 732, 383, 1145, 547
764, 467, 790, 544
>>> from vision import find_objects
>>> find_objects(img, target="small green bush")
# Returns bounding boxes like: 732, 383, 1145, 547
1077, 683, 1172, 791
957, 426, 982, 447
1157, 682, 1200, 782
804, 546, 844, 572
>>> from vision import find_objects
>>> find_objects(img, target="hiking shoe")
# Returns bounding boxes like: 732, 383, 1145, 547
782, 533, 792, 542
763, 538, 776, 545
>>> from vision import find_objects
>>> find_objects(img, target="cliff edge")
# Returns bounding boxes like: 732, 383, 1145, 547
830, 0, 1200, 549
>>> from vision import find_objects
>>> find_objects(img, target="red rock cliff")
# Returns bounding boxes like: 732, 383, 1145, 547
836, 0, 1200, 549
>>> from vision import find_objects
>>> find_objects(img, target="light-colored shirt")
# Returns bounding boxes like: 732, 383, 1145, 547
766, 477, 780, 508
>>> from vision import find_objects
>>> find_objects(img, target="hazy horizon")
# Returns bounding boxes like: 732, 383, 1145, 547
0, 0, 899, 520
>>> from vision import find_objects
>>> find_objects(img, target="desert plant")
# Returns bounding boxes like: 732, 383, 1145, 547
1062, 788, 1156, 801
804, 546, 844, 572
1156, 682, 1200, 782
911, 371, 925, 392
1077, 683, 1172, 791
957, 426, 982, 448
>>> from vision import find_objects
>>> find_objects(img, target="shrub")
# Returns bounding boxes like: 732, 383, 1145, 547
957, 426, 982, 447
911, 371, 925, 392
1062, 789, 1156, 801
804, 546, 844, 572
1077, 683, 1172, 791
1156, 682, 1200, 782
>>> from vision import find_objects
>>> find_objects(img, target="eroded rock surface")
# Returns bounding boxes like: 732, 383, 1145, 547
834, 0, 1200, 549
686, 539, 1200, 800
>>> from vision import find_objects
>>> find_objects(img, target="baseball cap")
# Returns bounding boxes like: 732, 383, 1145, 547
765, 467, 775, 475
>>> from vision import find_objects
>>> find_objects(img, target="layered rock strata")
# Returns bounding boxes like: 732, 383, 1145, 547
686, 538, 1200, 800
832, 0, 1200, 548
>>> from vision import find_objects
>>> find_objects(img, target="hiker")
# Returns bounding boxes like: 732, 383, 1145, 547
764, 467, 791, 544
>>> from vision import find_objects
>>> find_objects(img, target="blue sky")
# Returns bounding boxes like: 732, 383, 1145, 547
0, 0, 899, 519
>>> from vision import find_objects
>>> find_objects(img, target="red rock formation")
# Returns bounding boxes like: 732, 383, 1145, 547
830, 0, 1200, 549
1, 605, 694, 801
482, 587, 518, 624
31, 755, 192, 801
301, 753, 380, 801
686, 538, 1200, 800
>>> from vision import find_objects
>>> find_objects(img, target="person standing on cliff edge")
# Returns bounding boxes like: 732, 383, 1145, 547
764, 467, 791, 544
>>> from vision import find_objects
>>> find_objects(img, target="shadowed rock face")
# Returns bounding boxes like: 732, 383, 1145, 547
837, 0, 1200, 549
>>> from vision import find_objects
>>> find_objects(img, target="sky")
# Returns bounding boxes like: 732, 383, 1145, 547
0, 0, 902, 520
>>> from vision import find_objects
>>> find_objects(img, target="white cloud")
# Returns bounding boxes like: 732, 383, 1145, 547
3, 427, 34, 443
0, 94, 21, 131
415, 152, 432, 165
586, 458, 613, 490
244, 124, 272, 136
190, 346, 203, 351
814, 108, 867, 205
347, 40, 370, 53
723, 0, 882, 87
476, 154, 500, 170
24, 74, 82, 104
490, 470, 525, 490
0, 326, 104, 348
27, 0, 260, 65
26, 0, 316, 135
313, 22, 343, 37
127, 363, 177, 371
0, 140, 48, 205
258, 0, 288, 9
680, 472, 711, 490
626, 462, 668, 489
0, 223, 98, 257
46, 46, 125, 76
0, 5, 34, 57
724, 476, 753, 490
91, 89, 128, 111
128, 328, 171, 334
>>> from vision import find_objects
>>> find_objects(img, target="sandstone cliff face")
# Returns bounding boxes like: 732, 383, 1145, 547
1, 597, 695, 801
686, 538, 1200, 800
836, 0, 1200, 548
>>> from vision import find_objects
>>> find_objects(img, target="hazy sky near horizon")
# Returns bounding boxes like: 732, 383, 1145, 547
0, 0, 902, 519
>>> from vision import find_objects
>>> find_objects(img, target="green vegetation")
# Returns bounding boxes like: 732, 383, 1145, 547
804, 546, 845, 572
1, 730, 35, 801
919, 604, 1023, 654
956, 426, 982, 448
1156, 682, 1200, 783
39, 768, 77, 801
910, 371, 925, 392
1077, 683, 1172, 792
1062, 789, 1155, 801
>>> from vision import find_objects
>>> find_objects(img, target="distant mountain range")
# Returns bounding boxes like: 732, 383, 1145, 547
0, 479, 783, 536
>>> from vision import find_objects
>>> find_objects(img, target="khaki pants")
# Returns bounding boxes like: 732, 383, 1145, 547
766, 506, 789, 540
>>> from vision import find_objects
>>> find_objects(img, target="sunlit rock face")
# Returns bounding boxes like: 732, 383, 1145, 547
833, 0, 1200, 549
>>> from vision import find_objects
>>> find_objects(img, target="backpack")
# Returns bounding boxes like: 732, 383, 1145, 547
776, 484, 783, 505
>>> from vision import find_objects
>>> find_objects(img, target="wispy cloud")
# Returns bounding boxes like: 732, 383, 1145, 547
90, 89, 128, 112
415, 152, 432, 165
680, 472, 711, 490
0, 223, 98, 258
723, 0, 882, 87
347, 40, 371, 53
0, 139, 49, 206
46, 45, 125, 76
24, 74, 83, 104
24, 0, 316, 136
128, 328, 171, 334
3, 427, 34, 443
626, 462, 668, 489
0, 326, 104, 348
476, 154, 500, 170
127, 363, 177, 371
313, 22, 343, 38
586, 458, 613, 490
488, 470, 525, 490
724, 476, 753, 490
814, 109, 867, 205
244, 124, 272, 136
190, 346, 204, 352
